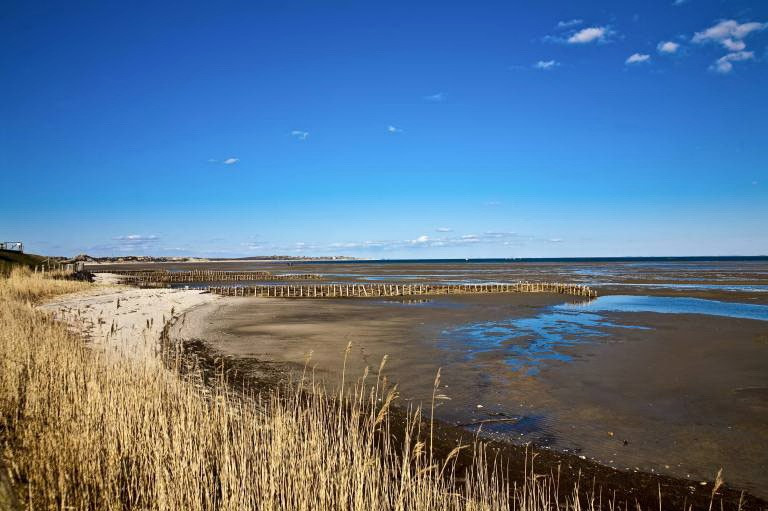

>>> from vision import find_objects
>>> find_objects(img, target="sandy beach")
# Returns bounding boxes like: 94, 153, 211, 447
39, 273, 221, 361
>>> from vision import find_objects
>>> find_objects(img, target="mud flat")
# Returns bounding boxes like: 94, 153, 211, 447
171, 291, 768, 504
90, 258, 768, 304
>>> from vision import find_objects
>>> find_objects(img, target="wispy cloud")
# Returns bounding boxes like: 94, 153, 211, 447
210, 157, 240, 165
673, 0, 687, 5
113, 234, 160, 244
557, 19, 583, 29
567, 26, 610, 44
534, 60, 560, 70
291, 130, 309, 140
92, 234, 163, 253
711, 50, 754, 74
387, 125, 403, 134
693, 20, 765, 73
237, 230, 569, 255
326, 231, 533, 251
692, 20, 766, 50
424, 92, 446, 102
625, 53, 651, 64
436, 227, 453, 233
657, 41, 680, 54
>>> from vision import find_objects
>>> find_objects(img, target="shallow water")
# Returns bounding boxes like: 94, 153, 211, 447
560, 294, 768, 321
441, 310, 648, 375
595, 282, 768, 293
441, 295, 768, 377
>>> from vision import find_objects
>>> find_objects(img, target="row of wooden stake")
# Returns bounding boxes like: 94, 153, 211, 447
205, 282, 597, 299
101, 270, 321, 282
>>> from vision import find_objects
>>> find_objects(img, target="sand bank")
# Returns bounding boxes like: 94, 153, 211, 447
39, 273, 220, 361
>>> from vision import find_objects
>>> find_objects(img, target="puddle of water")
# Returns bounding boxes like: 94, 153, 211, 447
559, 295, 768, 321
441, 309, 647, 375
461, 414, 557, 445
377, 298, 434, 306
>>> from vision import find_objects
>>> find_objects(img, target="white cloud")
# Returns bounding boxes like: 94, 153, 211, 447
692, 20, 765, 72
239, 230, 569, 255
424, 92, 446, 102
387, 125, 402, 134
692, 20, 767, 50
722, 38, 746, 51
534, 60, 560, 70
291, 130, 309, 140
557, 19, 583, 29
436, 227, 453, 233
625, 53, 651, 64
113, 234, 160, 243
711, 51, 754, 74
104, 234, 162, 252
657, 41, 680, 54
567, 26, 608, 44
223, 157, 239, 165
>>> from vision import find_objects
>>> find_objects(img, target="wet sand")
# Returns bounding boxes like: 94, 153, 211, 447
178, 294, 567, 402
180, 293, 768, 499
540, 312, 768, 491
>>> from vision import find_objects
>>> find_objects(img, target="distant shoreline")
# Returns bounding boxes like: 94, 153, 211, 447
84, 255, 768, 266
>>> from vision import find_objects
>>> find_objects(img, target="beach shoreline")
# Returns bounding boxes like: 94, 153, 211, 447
39, 273, 222, 362
36, 271, 768, 508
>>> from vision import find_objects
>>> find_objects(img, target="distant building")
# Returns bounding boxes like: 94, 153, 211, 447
0, 241, 23, 253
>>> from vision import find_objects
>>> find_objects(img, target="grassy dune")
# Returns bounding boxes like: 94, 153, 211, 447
0, 250, 48, 276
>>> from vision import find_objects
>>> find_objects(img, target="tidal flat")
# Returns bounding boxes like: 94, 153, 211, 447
98, 258, 768, 499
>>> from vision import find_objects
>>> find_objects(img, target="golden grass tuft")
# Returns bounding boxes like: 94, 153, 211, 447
1, 267, 90, 303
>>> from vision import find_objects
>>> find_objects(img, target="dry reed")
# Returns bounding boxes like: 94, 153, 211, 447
0, 271, 725, 510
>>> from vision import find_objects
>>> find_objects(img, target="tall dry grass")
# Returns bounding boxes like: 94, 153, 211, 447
0, 271, 723, 510
0, 267, 90, 303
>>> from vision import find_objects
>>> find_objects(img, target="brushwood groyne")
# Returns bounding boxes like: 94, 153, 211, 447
101, 270, 322, 282
205, 282, 597, 299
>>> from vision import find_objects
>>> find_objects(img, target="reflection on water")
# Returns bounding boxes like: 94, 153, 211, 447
559, 295, 768, 321
462, 414, 557, 445
442, 310, 647, 375
442, 295, 768, 376
596, 282, 768, 292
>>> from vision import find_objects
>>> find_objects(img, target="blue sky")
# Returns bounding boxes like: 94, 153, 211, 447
1, 1, 766, 258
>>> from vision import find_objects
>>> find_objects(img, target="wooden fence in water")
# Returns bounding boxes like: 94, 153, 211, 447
206, 282, 597, 299
100, 270, 321, 282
